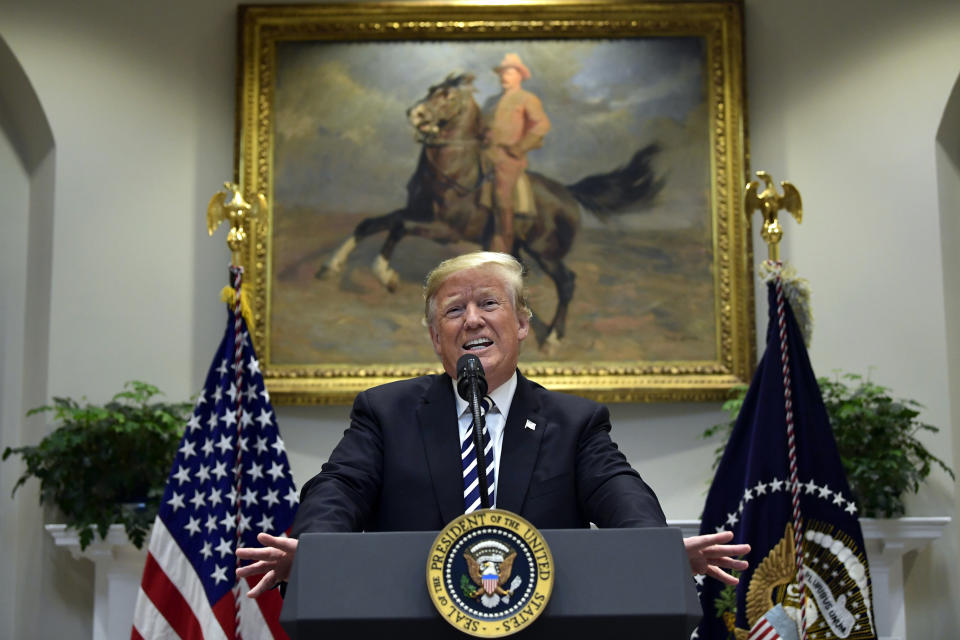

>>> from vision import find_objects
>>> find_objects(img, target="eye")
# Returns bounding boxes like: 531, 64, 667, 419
481, 298, 500, 309
444, 305, 464, 318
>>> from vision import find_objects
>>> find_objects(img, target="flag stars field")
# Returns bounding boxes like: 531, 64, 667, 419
719, 476, 858, 519
257, 409, 273, 428
263, 488, 279, 508
179, 440, 197, 460
211, 565, 229, 585
173, 466, 191, 485
267, 461, 285, 481
167, 492, 185, 512
185, 517, 201, 536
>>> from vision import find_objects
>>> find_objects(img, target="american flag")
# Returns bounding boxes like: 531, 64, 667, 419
132, 297, 298, 639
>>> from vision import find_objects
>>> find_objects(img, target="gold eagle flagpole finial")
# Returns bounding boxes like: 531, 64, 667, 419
745, 171, 803, 262
206, 182, 268, 266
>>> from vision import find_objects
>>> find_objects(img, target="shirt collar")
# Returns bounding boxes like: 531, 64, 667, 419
452, 370, 518, 419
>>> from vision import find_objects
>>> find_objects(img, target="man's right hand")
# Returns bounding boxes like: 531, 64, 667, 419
235, 532, 299, 598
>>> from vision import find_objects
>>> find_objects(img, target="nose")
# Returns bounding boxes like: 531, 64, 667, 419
463, 303, 484, 327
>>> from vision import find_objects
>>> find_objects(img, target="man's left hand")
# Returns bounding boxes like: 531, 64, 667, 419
503, 142, 523, 159
684, 531, 750, 586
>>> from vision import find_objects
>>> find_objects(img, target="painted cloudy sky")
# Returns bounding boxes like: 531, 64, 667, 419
272, 37, 707, 217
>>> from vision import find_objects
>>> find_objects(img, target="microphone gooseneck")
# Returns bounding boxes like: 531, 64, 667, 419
456, 354, 490, 510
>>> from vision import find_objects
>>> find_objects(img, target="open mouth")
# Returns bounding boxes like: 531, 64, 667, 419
463, 338, 493, 351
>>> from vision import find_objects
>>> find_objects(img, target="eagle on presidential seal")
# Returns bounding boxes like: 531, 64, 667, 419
463, 540, 523, 609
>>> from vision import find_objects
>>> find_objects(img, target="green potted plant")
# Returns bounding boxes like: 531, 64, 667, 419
703, 372, 954, 517
2, 381, 190, 549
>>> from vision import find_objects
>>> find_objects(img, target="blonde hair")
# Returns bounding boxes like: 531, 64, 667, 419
424, 252, 532, 326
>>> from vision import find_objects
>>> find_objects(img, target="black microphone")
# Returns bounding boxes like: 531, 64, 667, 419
456, 354, 491, 509
456, 353, 488, 400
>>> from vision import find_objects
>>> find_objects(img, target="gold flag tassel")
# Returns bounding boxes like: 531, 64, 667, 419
219, 285, 254, 330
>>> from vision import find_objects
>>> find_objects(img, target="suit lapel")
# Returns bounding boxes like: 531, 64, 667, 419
496, 373, 544, 514
417, 374, 464, 526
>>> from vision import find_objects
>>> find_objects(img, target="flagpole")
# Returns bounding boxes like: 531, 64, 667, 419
696, 173, 874, 639
746, 171, 810, 640
134, 183, 295, 640
208, 183, 267, 638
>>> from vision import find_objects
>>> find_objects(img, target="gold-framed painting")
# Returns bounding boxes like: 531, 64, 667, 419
236, 1, 754, 405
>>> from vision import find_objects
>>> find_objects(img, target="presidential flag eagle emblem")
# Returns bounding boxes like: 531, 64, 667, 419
464, 542, 521, 607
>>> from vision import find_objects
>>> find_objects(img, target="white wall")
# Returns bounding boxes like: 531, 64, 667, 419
745, 2, 960, 636
0, 0, 957, 638
936, 74, 960, 640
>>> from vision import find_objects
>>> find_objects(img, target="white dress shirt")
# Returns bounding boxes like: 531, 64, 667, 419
452, 371, 518, 508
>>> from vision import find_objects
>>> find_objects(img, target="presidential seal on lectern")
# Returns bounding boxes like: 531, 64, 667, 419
427, 509, 554, 637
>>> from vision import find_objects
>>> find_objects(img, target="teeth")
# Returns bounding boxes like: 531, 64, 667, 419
464, 338, 492, 350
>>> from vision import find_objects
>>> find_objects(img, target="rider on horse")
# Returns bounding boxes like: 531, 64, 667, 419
482, 53, 551, 254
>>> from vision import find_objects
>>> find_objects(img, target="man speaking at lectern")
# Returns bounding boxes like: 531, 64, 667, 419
237, 252, 748, 595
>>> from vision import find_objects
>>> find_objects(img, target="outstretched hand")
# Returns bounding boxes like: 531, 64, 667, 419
683, 531, 750, 586
235, 532, 299, 598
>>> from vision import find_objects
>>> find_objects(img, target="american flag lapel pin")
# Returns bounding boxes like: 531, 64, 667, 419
524, 419, 536, 431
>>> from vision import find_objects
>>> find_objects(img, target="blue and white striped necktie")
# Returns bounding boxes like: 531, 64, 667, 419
462, 396, 495, 513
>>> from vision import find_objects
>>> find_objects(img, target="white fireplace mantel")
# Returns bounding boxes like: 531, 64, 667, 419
48, 517, 950, 640
46, 524, 147, 640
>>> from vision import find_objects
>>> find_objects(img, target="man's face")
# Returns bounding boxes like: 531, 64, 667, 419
499, 67, 523, 91
429, 266, 530, 392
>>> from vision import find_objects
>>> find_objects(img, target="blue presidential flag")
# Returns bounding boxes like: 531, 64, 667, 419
133, 271, 297, 639
695, 266, 876, 640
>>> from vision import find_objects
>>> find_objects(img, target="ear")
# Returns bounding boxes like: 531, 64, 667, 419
429, 323, 442, 357
516, 312, 530, 343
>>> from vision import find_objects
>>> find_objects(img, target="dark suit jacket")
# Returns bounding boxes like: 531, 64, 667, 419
290, 372, 666, 536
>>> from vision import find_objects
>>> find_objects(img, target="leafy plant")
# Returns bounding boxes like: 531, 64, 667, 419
703, 373, 954, 518
713, 570, 740, 637
2, 381, 190, 549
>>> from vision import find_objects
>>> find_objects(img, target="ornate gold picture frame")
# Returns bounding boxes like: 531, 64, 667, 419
236, 1, 753, 404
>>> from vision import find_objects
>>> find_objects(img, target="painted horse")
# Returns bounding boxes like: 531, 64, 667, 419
318, 72, 662, 349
